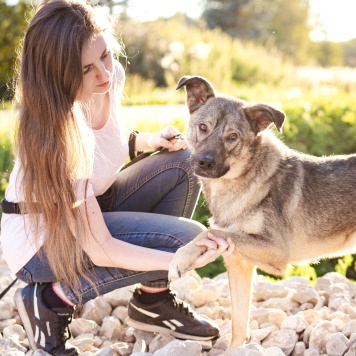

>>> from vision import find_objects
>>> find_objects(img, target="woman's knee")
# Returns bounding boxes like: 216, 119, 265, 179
178, 218, 207, 246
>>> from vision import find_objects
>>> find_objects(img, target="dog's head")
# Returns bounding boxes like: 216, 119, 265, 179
176, 75, 286, 179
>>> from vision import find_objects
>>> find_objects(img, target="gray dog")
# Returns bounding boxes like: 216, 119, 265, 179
168, 75, 356, 354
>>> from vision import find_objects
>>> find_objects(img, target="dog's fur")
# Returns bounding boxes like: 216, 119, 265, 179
168, 76, 356, 354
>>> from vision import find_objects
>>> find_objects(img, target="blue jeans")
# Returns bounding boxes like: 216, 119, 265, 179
16, 149, 205, 305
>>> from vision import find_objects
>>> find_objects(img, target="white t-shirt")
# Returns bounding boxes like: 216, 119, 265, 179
0, 61, 129, 274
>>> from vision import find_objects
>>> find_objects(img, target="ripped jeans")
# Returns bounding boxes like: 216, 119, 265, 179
16, 149, 205, 305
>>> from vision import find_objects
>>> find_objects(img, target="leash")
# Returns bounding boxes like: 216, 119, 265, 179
0, 277, 18, 300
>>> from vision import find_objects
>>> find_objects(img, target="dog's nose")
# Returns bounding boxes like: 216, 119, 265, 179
198, 154, 215, 169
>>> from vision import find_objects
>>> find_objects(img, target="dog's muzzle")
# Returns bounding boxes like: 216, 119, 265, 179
192, 154, 229, 178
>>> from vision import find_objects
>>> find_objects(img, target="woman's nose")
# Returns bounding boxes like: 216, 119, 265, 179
97, 62, 110, 80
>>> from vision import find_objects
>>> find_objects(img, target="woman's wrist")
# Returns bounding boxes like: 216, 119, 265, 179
147, 133, 156, 149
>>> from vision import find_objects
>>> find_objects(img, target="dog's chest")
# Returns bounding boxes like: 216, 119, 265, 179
203, 180, 265, 234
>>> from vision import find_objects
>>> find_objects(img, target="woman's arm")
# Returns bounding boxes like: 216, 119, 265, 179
80, 195, 173, 271
80, 195, 235, 271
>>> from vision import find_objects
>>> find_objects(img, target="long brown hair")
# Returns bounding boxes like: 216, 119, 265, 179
15, 0, 118, 298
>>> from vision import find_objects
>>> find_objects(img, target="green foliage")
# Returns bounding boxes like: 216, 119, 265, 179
119, 16, 295, 104
281, 94, 356, 156
0, 0, 30, 100
0, 136, 14, 203
284, 264, 318, 283
203, 0, 312, 65
335, 255, 355, 278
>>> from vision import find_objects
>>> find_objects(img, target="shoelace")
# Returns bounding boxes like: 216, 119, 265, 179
165, 292, 194, 317
53, 312, 73, 347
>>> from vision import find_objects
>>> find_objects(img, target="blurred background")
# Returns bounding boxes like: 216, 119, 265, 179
1, 0, 356, 280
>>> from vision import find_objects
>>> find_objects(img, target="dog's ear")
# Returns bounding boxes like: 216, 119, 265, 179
244, 103, 285, 134
176, 76, 216, 113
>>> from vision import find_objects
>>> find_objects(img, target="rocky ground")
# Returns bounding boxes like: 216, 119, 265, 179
1, 247, 356, 356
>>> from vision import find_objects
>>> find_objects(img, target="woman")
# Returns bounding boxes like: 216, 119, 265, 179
0, 0, 234, 354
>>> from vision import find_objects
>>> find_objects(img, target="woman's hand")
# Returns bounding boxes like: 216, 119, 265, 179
148, 126, 187, 152
190, 233, 235, 270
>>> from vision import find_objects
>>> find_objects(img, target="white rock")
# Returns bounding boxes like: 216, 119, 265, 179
326, 332, 350, 356
132, 338, 146, 353
2, 325, 26, 341
71, 337, 95, 352
328, 293, 351, 310
291, 341, 306, 356
350, 333, 356, 343
95, 346, 114, 356
195, 301, 225, 320
250, 325, 276, 341
111, 341, 132, 355
103, 286, 133, 308
304, 348, 320, 356
99, 316, 122, 340
322, 272, 350, 284
186, 283, 220, 307
281, 315, 308, 333
330, 317, 344, 332
133, 329, 156, 346
280, 276, 311, 290
341, 320, 356, 337
260, 297, 294, 312
148, 333, 175, 354
328, 311, 351, 324
314, 277, 331, 292
80, 298, 112, 325
70, 318, 99, 337
231, 342, 266, 355
0, 337, 27, 353
152, 339, 202, 356
171, 270, 201, 300
111, 306, 128, 323
299, 309, 322, 324
0, 300, 14, 320
253, 278, 290, 302
0, 319, 17, 332
337, 303, 356, 319
265, 346, 285, 355
344, 343, 356, 356
211, 333, 231, 352
309, 320, 338, 354
262, 329, 298, 355
292, 287, 319, 304
250, 308, 287, 328
214, 278, 231, 298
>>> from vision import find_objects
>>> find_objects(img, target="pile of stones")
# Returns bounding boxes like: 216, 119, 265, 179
1, 248, 356, 355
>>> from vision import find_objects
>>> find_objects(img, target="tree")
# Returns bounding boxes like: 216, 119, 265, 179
0, 0, 29, 100
202, 0, 312, 64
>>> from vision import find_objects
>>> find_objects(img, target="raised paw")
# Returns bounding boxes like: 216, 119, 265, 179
168, 247, 191, 282
168, 239, 206, 282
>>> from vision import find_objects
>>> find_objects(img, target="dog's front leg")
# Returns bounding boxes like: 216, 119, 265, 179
223, 255, 255, 355
169, 230, 210, 281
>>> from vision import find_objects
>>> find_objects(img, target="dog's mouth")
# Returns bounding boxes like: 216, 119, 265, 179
191, 159, 230, 179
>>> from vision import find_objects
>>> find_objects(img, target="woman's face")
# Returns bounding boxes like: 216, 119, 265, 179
76, 33, 114, 102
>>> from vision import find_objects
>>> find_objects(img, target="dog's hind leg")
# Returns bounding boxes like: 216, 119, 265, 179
222, 255, 255, 355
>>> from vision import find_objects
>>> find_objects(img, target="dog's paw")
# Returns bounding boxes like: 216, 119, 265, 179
168, 257, 186, 283
168, 252, 191, 282
168, 260, 181, 283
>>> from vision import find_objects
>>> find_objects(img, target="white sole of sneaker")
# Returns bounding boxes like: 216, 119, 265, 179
14, 288, 39, 352
125, 316, 217, 341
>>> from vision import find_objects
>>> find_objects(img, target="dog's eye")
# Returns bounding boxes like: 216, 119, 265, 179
228, 133, 238, 141
199, 123, 207, 132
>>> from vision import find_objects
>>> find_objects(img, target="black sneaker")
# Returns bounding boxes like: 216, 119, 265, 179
14, 283, 78, 355
126, 288, 220, 340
